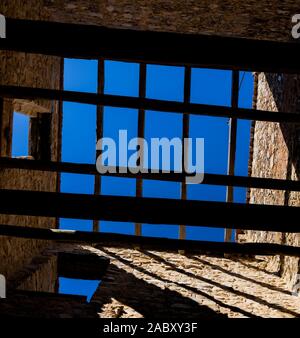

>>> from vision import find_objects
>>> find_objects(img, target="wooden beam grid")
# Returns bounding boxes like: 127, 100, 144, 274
1, 18, 300, 253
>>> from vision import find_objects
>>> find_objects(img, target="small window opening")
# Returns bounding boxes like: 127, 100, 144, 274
12, 112, 29, 157
12, 109, 52, 161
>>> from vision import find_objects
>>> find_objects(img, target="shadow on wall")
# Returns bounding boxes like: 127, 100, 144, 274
94, 247, 300, 318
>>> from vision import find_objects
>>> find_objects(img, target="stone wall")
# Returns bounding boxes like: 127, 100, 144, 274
243, 72, 300, 289
44, 1, 299, 43
12, 253, 57, 293
1, 1, 299, 42
25, 243, 298, 319
0, 291, 98, 318
0, 0, 61, 285
82, 244, 300, 318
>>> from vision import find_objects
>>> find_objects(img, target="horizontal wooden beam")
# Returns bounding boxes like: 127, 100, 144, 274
0, 85, 299, 123
0, 224, 299, 257
0, 189, 299, 232
1, 157, 300, 192
2, 18, 300, 73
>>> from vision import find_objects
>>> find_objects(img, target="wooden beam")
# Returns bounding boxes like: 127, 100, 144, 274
0, 224, 299, 257
1, 157, 300, 192
55, 57, 64, 229
0, 85, 299, 123
179, 66, 191, 241
225, 71, 239, 242
2, 18, 300, 73
0, 189, 300, 232
29, 113, 52, 161
135, 63, 147, 237
93, 58, 105, 233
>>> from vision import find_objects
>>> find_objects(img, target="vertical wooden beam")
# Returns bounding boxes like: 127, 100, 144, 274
29, 113, 52, 161
56, 58, 64, 164
93, 58, 105, 232
238, 72, 259, 241
135, 63, 147, 236
1, 99, 14, 158
55, 57, 64, 230
224, 70, 239, 242
179, 66, 191, 241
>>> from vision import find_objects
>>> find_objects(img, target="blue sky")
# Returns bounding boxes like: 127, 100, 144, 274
12, 59, 253, 300
59, 59, 253, 242
12, 59, 253, 242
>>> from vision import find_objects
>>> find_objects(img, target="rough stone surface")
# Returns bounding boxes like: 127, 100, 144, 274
2, 242, 300, 318
0, 291, 98, 318
1, 0, 298, 42
243, 72, 300, 289
0, 2, 61, 282
13, 254, 57, 293
84, 245, 300, 318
